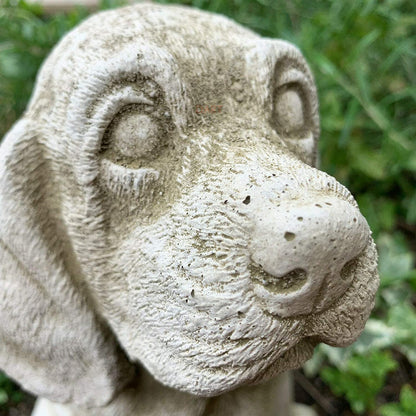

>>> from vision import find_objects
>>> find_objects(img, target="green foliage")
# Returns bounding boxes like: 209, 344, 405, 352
380, 385, 416, 416
321, 350, 398, 414
0, 371, 23, 406
0, 0, 91, 137
0, 0, 415, 415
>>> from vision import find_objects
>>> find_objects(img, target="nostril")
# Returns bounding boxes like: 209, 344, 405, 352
340, 256, 360, 281
277, 268, 307, 291
284, 231, 296, 241
250, 264, 307, 294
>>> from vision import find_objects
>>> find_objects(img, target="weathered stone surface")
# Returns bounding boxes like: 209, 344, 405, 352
0, 3, 378, 415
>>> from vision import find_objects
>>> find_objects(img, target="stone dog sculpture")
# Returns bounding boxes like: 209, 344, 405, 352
0, 3, 379, 415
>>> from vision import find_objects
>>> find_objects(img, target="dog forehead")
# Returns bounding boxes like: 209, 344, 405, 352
27, 2, 315, 135
29, 3, 305, 121
26, 2, 318, 170
35, 4, 260, 88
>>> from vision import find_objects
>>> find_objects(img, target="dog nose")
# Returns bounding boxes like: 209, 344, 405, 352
249, 195, 370, 317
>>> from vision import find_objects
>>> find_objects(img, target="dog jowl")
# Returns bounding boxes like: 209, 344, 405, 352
0, 3, 378, 407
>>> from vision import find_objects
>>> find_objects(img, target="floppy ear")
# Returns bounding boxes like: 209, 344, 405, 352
0, 119, 134, 406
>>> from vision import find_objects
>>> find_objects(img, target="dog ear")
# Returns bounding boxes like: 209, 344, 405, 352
0, 119, 134, 407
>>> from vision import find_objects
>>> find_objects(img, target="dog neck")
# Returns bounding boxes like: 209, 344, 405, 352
33, 368, 293, 416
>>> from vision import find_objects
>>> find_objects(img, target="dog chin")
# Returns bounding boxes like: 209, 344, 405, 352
112, 267, 302, 395
125, 330, 313, 397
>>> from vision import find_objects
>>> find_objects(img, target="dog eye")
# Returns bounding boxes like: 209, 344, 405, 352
271, 83, 315, 165
272, 87, 306, 137
103, 105, 163, 159
98, 100, 176, 196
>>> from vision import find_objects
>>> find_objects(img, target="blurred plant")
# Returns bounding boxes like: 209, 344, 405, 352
380, 385, 416, 416
0, 0, 415, 414
0, 0, 127, 138
0, 0, 89, 136
0, 371, 23, 407
320, 350, 398, 414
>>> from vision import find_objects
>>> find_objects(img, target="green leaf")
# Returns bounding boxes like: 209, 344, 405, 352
406, 192, 416, 224
400, 385, 416, 413
0, 389, 8, 405
387, 303, 416, 365
380, 403, 410, 416
350, 319, 397, 353
321, 350, 397, 414
349, 139, 389, 180
380, 385, 416, 416
377, 233, 415, 288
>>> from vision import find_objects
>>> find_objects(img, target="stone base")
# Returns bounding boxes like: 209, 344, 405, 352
33, 398, 318, 416
292, 403, 318, 416
32, 399, 73, 416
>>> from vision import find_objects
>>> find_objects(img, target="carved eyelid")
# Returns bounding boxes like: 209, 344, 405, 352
91, 85, 156, 143
275, 68, 308, 88
100, 159, 160, 196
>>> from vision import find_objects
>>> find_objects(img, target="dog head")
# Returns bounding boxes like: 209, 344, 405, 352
0, 3, 379, 406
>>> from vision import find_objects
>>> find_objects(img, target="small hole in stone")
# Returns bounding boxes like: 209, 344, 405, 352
315, 204, 322, 208
191, 289, 195, 297
224, 200, 228, 204
284, 232, 296, 241
297, 216, 303, 221
243, 195, 251, 205
237, 311, 245, 317
353, 218, 357, 222
325, 202, 332, 206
